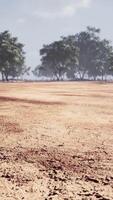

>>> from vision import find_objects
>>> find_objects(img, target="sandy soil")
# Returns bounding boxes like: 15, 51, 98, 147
0, 81, 113, 200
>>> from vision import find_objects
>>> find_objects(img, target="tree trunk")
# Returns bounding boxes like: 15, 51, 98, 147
78, 70, 86, 80
101, 71, 104, 81
1, 72, 5, 81
93, 76, 97, 81
4, 73, 9, 81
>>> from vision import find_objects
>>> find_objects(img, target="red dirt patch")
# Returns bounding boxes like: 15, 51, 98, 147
0, 116, 23, 134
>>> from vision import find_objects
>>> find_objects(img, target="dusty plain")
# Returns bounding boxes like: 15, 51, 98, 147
0, 81, 113, 200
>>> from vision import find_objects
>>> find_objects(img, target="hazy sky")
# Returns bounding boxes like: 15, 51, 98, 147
0, 0, 113, 69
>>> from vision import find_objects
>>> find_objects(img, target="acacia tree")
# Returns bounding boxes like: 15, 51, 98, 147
73, 27, 101, 80
98, 39, 113, 81
67, 27, 113, 81
34, 38, 79, 80
0, 31, 26, 81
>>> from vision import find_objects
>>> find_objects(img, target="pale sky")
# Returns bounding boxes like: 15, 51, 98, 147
0, 0, 113, 69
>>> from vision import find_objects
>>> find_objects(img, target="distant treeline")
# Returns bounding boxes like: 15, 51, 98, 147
33, 26, 113, 81
0, 27, 113, 81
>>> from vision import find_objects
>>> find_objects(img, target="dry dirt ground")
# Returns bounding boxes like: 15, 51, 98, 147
0, 82, 113, 200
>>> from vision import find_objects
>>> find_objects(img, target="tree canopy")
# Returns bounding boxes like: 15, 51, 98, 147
33, 26, 113, 81
0, 31, 28, 81
38, 38, 79, 80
